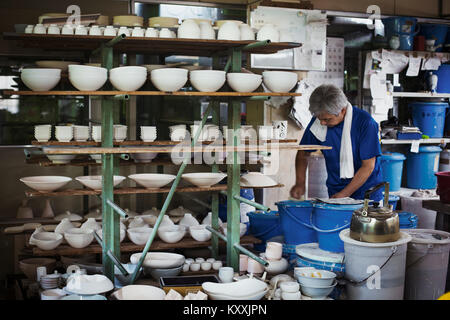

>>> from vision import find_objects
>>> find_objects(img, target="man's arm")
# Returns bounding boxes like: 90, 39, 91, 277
331, 157, 376, 198
290, 150, 310, 199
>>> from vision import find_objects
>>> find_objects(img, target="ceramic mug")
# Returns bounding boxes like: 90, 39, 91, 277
201, 262, 212, 271
182, 263, 190, 272
190, 263, 200, 272
265, 241, 283, 261
218, 266, 234, 283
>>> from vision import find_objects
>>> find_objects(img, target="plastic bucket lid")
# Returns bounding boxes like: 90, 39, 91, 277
313, 202, 363, 211
415, 146, 443, 153
339, 229, 412, 247
381, 152, 406, 161
402, 228, 450, 244
295, 242, 344, 264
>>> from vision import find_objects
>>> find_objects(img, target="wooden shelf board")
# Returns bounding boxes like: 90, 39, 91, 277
2, 33, 301, 56
3, 90, 301, 97
31, 235, 262, 256
24, 184, 284, 197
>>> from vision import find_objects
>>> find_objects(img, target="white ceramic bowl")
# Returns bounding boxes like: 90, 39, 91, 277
221, 223, 247, 237
128, 173, 176, 188
296, 270, 337, 287
68, 65, 108, 91
96, 228, 126, 243
227, 73, 262, 92
300, 280, 337, 299
127, 227, 153, 245
189, 224, 212, 242
181, 172, 227, 188
45, 154, 76, 164
189, 70, 226, 92
75, 175, 126, 190
262, 71, 298, 93
41, 288, 67, 300
109, 66, 147, 91
112, 285, 166, 300
130, 252, 185, 269
279, 281, 300, 293
190, 263, 200, 272
157, 225, 186, 243
201, 262, 212, 271
21, 68, 61, 91
31, 232, 63, 250
130, 152, 158, 163
150, 68, 188, 92
20, 176, 72, 192
64, 228, 94, 249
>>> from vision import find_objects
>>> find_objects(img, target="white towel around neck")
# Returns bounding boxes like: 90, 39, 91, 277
309, 102, 354, 179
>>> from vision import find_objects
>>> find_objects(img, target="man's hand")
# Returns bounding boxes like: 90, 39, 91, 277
331, 191, 348, 199
290, 184, 305, 200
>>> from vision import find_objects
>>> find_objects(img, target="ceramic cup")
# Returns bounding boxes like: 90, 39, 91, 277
74, 25, 88, 35
182, 263, 190, 272
201, 262, 212, 271
265, 242, 283, 261
73, 125, 90, 142
55, 126, 73, 142
185, 258, 194, 265
159, 28, 173, 38
140, 126, 157, 142
218, 266, 234, 283
47, 24, 60, 35
212, 261, 223, 270
190, 263, 200, 272
104, 26, 117, 36
145, 27, 159, 38
195, 257, 205, 263
132, 27, 144, 37
206, 258, 216, 263
118, 27, 130, 37
33, 24, 46, 34
61, 24, 74, 35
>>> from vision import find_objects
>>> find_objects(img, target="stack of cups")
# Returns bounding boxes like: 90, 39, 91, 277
279, 281, 301, 300
55, 125, 73, 142
141, 126, 157, 142
34, 125, 52, 142
92, 126, 102, 142
73, 125, 90, 142
113, 125, 127, 142
169, 125, 187, 141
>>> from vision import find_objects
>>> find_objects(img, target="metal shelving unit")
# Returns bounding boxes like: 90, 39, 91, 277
2, 32, 331, 283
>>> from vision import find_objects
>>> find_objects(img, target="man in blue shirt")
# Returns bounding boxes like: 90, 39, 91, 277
290, 84, 384, 201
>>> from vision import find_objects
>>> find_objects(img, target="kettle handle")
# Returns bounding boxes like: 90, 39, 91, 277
363, 182, 390, 211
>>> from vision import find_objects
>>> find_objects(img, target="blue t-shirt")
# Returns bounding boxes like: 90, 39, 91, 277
300, 106, 383, 201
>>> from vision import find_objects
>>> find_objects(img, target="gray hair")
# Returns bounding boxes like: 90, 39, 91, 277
309, 84, 348, 116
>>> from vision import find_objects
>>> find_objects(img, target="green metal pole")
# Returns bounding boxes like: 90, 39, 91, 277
106, 199, 129, 219
233, 195, 271, 212
130, 102, 214, 284
226, 48, 242, 271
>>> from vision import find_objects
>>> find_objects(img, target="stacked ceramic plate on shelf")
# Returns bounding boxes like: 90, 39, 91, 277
40, 271, 61, 290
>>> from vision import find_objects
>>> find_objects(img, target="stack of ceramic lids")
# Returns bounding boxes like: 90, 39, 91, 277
40, 271, 61, 290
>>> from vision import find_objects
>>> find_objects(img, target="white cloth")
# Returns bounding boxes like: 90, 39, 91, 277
309, 102, 354, 179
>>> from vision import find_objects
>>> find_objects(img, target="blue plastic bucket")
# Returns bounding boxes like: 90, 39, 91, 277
410, 102, 449, 138
382, 16, 419, 50
406, 145, 442, 189
389, 194, 400, 210
419, 23, 448, 52
276, 200, 317, 245
311, 202, 363, 253
247, 210, 282, 252
295, 243, 345, 278
380, 153, 406, 191
433, 64, 450, 94
398, 211, 418, 229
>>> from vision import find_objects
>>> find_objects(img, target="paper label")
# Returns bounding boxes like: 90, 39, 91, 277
410, 140, 420, 153
406, 56, 422, 77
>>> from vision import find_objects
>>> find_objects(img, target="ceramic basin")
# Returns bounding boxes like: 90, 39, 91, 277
130, 252, 185, 269
30, 232, 63, 250
189, 70, 226, 92
189, 224, 212, 242
68, 64, 108, 91
20, 176, 72, 192
75, 175, 126, 190
127, 227, 153, 245
21, 68, 61, 91
221, 223, 247, 237
150, 68, 188, 92
64, 228, 94, 248
262, 71, 298, 93
227, 73, 262, 93
181, 172, 227, 188
109, 66, 147, 91
157, 225, 186, 243
300, 280, 337, 299
128, 173, 176, 188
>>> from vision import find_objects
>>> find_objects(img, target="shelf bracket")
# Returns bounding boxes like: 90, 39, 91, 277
106, 199, 129, 219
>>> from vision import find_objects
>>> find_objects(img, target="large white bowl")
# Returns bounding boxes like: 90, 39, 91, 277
64, 228, 94, 249
262, 71, 298, 93
109, 66, 147, 91
181, 172, 227, 188
68, 65, 108, 91
189, 224, 212, 242
150, 68, 188, 92
296, 269, 337, 287
127, 227, 153, 245
75, 175, 126, 190
66, 274, 114, 295
20, 176, 72, 192
227, 73, 262, 92
190, 70, 226, 92
30, 232, 63, 250
128, 173, 176, 189
112, 285, 166, 300
21, 68, 61, 91
157, 225, 186, 243
130, 252, 185, 268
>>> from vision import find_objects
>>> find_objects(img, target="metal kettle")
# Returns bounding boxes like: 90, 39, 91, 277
349, 182, 400, 243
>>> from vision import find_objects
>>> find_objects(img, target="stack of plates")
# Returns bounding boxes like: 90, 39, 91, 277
40, 272, 61, 290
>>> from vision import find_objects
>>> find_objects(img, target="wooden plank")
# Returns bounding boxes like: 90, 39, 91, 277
423, 200, 450, 216
41, 144, 330, 154
4, 90, 302, 97
31, 235, 262, 256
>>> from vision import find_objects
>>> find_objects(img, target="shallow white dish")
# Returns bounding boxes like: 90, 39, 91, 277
262, 71, 298, 93
240, 172, 278, 187
150, 68, 188, 92
157, 225, 186, 243
68, 65, 108, 91
127, 227, 153, 245
189, 70, 226, 92
181, 172, 226, 188
64, 228, 94, 249
21, 68, 61, 91
75, 175, 126, 190
130, 252, 185, 269
112, 285, 166, 300
202, 278, 268, 297
65, 274, 114, 295
128, 173, 176, 189
20, 176, 72, 192
109, 66, 147, 91
227, 73, 262, 93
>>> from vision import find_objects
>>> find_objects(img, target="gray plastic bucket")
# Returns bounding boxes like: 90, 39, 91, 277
403, 229, 450, 300
339, 229, 412, 300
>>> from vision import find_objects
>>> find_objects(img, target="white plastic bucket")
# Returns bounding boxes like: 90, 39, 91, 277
403, 229, 450, 300
400, 195, 438, 229
339, 229, 412, 300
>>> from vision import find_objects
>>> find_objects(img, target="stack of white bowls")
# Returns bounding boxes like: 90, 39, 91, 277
55, 126, 73, 142
140, 126, 157, 142
73, 125, 90, 142
34, 125, 52, 142
21, 68, 61, 91
68, 65, 108, 91
279, 281, 301, 300
169, 125, 187, 141
114, 125, 127, 142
